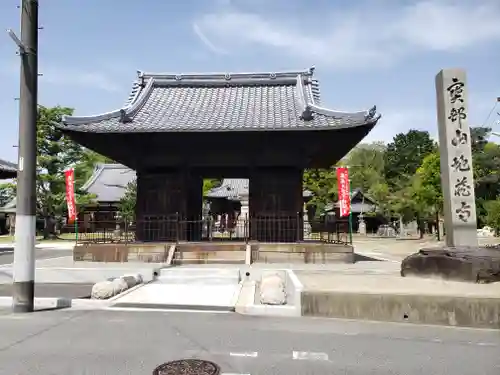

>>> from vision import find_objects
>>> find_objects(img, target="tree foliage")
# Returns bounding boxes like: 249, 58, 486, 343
0, 106, 111, 237
119, 180, 137, 220
0, 182, 16, 207
36, 106, 98, 232
303, 167, 338, 216
118, 178, 222, 220
343, 142, 386, 192
413, 151, 442, 212
384, 130, 436, 185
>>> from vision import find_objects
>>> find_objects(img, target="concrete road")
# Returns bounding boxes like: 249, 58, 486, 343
0, 248, 72, 265
0, 310, 497, 374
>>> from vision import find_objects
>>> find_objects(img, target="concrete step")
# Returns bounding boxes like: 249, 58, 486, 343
156, 276, 240, 286
172, 258, 244, 265
176, 243, 246, 252
173, 250, 246, 264
159, 267, 241, 284
110, 281, 241, 311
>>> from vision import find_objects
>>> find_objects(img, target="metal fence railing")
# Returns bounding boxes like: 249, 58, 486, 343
60, 213, 351, 245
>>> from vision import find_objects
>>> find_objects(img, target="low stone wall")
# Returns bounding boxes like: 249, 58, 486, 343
174, 242, 246, 264
301, 291, 500, 329
253, 242, 354, 264
75, 241, 353, 264
74, 243, 170, 263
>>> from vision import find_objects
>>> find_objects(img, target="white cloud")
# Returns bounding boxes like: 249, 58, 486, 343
39, 67, 121, 92
192, 23, 228, 55
192, 0, 500, 69
0, 62, 121, 92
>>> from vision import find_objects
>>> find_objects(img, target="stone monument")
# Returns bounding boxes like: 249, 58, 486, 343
436, 69, 478, 247
235, 193, 249, 238
357, 214, 367, 235
401, 69, 500, 283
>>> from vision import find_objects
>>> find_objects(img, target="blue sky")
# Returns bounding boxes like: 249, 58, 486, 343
0, 0, 499, 163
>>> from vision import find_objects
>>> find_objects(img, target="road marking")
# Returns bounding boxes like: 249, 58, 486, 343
229, 352, 258, 358
292, 351, 329, 361
476, 342, 496, 347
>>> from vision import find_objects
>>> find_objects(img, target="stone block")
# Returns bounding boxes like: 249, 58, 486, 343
401, 247, 500, 283
260, 274, 287, 305
91, 280, 124, 299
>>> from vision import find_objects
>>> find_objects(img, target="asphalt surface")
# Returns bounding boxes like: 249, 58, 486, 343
0, 309, 497, 374
0, 248, 72, 265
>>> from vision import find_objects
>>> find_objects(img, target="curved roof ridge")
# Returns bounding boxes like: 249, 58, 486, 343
0, 158, 17, 171
60, 68, 316, 127
295, 75, 380, 123
140, 68, 314, 81
81, 164, 105, 191
62, 75, 155, 125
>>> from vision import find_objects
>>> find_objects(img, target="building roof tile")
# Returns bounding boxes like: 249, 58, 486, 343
58, 68, 380, 133
82, 165, 313, 203
0, 158, 17, 179
82, 163, 136, 203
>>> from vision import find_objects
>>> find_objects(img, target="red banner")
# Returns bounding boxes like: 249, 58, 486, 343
336, 167, 351, 217
65, 168, 77, 223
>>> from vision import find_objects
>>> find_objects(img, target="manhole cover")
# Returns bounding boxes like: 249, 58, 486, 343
153, 359, 221, 375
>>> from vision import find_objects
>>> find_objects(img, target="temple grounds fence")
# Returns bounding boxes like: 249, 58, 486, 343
60, 214, 351, 245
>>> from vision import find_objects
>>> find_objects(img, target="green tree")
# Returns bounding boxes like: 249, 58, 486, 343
413, 151, 442, 212
118, 178, 221, 220
119, 180, 137, 220
384, 130, 436, 186
368, 182, 393, 219
343, 142, 386, 191
303, 167, 338, 217
36, 106, 98, 237
203, 179, 221, 196
483, 199, 500, 235
0, 182, 16, 207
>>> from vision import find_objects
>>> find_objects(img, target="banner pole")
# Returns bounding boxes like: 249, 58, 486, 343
75, 217, 78, 244
348, 167, 353, 245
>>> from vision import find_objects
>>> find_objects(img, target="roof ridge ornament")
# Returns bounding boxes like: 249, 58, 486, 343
365, 106, 377, 121
300, 106, 314, 121
119, 109, 132, 123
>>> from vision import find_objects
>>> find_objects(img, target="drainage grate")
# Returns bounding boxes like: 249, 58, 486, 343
153, 359, 221, 375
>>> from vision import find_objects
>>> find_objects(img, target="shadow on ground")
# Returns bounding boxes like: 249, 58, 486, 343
354, 253, 383, 262
0, 283, 93, 299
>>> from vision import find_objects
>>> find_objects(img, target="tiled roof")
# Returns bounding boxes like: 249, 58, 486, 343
0, 158, 17, 179
325, 188, 378, 212
206, 179, 248, 199
206, 178, 312, 199
58, 68, 380, 133
82, 166, 313, 203
82, 164, 136, 203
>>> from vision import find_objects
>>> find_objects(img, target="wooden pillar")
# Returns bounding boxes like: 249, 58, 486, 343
184, 170, 203, 242
249, 167, 303, 242
135, 169, 186, 242
135, 168, 203, 242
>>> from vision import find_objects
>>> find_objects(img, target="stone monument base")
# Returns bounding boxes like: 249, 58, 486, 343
401, 246, 500, 283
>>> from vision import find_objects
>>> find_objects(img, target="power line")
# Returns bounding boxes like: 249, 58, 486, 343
481, 101, 499, 128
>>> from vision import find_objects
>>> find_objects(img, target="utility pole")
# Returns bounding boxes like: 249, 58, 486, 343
7, 0, 39, 313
